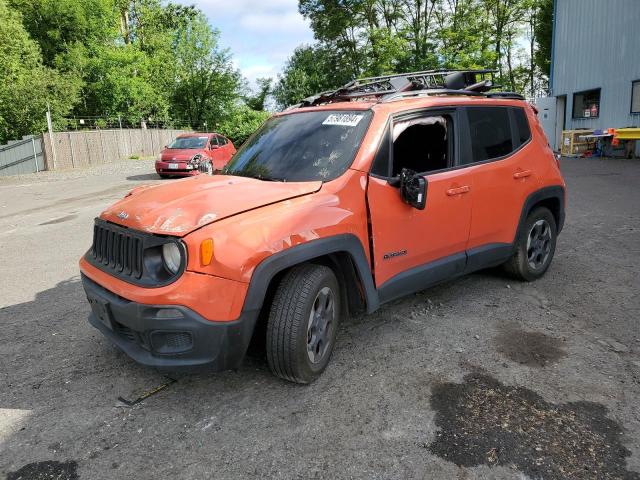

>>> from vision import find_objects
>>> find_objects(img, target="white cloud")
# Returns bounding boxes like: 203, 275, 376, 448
181, 0, 314, 89
239, 12, 310, 34
242, 64, 280, 82
190, 0, 296, 14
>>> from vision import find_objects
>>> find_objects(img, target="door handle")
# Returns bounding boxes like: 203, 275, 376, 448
513, 170, 532, 179
446, 185, 470, 196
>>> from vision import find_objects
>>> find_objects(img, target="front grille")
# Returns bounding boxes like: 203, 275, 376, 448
86, 218, 185, 287
91, 222, 143, 279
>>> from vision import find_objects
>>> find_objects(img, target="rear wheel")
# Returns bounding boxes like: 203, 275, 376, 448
504, 207, 557, 281
266, 264, 340, 384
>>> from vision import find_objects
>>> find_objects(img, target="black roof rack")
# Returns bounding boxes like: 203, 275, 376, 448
484, 92, 525, 100
294, 69, 525, 107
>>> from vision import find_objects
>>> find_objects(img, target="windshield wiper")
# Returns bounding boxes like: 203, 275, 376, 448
259, 176, 287, 182
224, 171, 287, 182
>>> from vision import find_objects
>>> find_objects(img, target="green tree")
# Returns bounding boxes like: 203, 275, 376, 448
533, 0, 552, 79
171, 14, 240, 129
81, 44, 170, 123
7, 0, 117, 68
217, 104, 270, 145
244, 78, 273, 111
273, 45, 352, 108
283, 0, 547, 103
0, 0, 80, 143
433, 0, 495, 69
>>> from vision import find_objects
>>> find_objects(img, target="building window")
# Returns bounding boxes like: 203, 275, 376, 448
572, 89, 600, 118
632, 81, 640, 114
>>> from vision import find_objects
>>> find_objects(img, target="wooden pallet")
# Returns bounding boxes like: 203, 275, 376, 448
560, 129, 594, 157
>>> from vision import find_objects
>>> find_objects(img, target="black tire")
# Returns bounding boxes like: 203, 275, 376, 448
266, 264, 340, 384
159, 174, 170, 179
504, 206, 557, 281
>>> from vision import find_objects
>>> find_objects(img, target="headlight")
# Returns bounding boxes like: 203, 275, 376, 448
162, 243, 182, 274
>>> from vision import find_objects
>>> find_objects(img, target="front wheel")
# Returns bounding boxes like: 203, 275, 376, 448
266, 264, 340, 384
504, 207, 557, 281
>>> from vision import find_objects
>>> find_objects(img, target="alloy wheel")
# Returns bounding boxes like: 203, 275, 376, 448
306, 286, 335, 364
527, 219, 552, 270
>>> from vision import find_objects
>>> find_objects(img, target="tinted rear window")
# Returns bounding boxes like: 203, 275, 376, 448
513, 108, 531, 145
467, 107, 513, 161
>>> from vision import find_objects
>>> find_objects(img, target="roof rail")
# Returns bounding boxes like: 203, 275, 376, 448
298, 69, 498, 107
484, 92, 526, 100
382, 89, 483, 102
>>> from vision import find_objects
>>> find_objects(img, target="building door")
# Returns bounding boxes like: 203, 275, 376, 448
535, 97, 557, 150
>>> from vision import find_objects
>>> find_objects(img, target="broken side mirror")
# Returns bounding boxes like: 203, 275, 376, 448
399, 168, 427, 210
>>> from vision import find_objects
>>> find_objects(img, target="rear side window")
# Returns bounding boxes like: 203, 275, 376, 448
467, 107, 513, 161
513, 108, 531, 145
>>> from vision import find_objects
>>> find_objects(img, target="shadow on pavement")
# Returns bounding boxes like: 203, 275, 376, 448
125, 173, 164, 181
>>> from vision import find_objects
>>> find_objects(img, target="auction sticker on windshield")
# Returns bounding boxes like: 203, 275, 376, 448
322, 113, 364, 127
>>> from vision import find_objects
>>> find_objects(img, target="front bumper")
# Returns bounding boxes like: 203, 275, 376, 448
82, 275, 258, 371
155, 161, 200, 176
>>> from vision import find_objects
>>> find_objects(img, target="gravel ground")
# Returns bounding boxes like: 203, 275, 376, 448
1, 157, 639, 480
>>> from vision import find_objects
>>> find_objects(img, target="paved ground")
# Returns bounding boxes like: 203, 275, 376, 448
0, 158, 639, 480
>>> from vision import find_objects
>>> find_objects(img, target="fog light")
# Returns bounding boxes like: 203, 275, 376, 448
155, 308, 184, 319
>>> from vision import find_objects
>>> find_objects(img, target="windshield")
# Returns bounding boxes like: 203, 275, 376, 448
167, 136, 208, 149
223, 110, 372, 182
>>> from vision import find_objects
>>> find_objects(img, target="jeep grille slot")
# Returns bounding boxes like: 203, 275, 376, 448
92, 222, 143, 279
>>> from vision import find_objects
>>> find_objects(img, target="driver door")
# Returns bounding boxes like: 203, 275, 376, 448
207, 135, 226, 170
366, 110, 473, 301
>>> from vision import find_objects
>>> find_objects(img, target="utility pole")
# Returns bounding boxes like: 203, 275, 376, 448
46, 104, 57, 170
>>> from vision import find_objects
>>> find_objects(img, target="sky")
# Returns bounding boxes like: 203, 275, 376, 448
180, 0, 315, 89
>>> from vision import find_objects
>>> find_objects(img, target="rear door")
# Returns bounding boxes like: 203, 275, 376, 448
366, 109, 473, 301
461, 106, 540, 263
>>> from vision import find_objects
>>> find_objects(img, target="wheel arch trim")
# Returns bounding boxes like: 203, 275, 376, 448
242, 234, 380, 315
515, 185, 566, 245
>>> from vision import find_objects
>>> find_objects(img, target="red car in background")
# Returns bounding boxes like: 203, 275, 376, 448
155, 133, 236, 178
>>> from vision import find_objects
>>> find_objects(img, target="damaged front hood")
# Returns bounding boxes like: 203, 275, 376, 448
101, 175, 322, 236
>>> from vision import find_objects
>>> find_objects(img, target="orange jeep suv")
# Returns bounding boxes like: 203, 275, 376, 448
80, 70, 565, 383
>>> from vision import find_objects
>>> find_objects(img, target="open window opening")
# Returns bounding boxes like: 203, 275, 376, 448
391, 115, 452, 176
